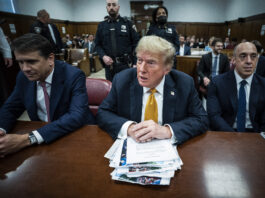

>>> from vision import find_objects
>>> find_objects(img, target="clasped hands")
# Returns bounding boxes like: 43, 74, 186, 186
127, 120, 172, 143
0, 130, 30, 157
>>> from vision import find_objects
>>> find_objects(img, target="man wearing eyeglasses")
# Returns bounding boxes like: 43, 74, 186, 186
207, 42, 265, 132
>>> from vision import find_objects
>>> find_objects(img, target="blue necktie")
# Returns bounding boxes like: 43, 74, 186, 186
237, 80, 247, 132
212, 56, 218, 77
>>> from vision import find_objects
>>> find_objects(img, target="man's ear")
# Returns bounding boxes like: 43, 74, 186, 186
48, 53, 55, 66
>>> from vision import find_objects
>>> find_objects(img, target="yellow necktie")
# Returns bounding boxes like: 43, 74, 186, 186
144, 88, 158, 123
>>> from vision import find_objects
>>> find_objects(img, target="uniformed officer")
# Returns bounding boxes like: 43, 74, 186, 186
147, 6, 179, 69
30, 9, 63, 54
95, 0, 139, 81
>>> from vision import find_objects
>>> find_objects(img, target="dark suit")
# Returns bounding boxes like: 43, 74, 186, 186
0, 60, 95, 143
197, 52, 230, 83
97, 68, 208, 144
176, 45, 191, 56
256, 55, 265, 78
207, 70, 265, 132
83, 41, 96, 72
30, 20, 63, 53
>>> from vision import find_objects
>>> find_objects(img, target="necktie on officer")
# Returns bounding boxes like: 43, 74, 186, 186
40, 81, 51, 122
237, 80, 247, 132
144, 88, 158, 123
212, 56, 218, 77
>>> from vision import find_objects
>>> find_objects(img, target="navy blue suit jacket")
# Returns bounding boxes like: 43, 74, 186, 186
176, 45, 191, 55
97, 68, 208, 144
0, 60, 95, 143
207, 70, 265, 132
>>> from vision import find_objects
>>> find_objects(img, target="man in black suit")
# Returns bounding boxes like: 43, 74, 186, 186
197, 38, 230, 87
207, 42, 265, 132
30, 9, 63, 53
251, 40, 265, 78
177, 35, 191, 56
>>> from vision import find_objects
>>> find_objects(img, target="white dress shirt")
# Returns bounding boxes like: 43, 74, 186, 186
118, 76, 177, 144
179, 45, 185, 56
233, 70, 253, 129
32, 68, 54, 144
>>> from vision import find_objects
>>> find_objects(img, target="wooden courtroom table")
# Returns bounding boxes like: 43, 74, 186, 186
0, 121, 265, 198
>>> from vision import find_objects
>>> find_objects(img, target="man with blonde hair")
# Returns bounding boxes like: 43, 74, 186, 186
97, 35, 208, 145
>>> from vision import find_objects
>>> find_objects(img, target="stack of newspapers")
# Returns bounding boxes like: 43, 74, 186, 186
104, 137, 183, 185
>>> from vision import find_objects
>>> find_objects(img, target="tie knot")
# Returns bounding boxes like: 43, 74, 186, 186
40, 81, 46, 88
240, 80, 247, 86
150, 88, 157, 94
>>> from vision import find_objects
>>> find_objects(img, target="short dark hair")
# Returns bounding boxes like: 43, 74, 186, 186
212, 38, 223, 47
251, 40, 263, 53
11, 33, 54, 58
152, 6, 168, 24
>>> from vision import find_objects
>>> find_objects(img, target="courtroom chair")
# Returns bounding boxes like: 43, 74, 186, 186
94, 55, 103, 72
86, 78, 112, 116
68, 48, 91, 76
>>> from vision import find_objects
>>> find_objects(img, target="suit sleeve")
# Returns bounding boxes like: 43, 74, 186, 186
197, 55, 207, 80
207, 80, 235, 131
96, 76, 130, 140
37, 72, 95, 143
168, 79, 209, 144
0, 73, 26, 132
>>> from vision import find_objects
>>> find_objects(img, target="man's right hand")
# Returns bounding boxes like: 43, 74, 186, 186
203, 77, 210, 86
103, 55, 113, 66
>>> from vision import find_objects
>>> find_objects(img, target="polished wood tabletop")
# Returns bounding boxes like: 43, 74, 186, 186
1, 121, 265, 198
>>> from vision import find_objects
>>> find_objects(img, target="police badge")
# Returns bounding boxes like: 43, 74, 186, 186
34, 27, 42, 34
121, 25, 127, 32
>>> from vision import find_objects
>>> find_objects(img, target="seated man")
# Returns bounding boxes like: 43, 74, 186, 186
97, 35, 208, 144
207, 42, 265, 132
197, 38, 230, 87
0, 33, 95, 157
177, 35, 191, 56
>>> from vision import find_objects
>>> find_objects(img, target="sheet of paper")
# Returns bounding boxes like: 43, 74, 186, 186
104, 139, 122, 160
126, 137, 177, 164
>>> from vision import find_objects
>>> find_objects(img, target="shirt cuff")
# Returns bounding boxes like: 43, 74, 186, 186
164, 124, 178, 144
0, 127, 7, 134
32, 130, 44, 144
117, 121, 136, 140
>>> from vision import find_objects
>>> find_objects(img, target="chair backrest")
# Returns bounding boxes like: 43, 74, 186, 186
68, 48, 88, 64
86, 78, 112, 116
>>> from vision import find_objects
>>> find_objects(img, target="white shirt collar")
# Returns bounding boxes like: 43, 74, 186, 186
234, 69, 253, 85
143, 75, 165, 95
37, 68, 54, 85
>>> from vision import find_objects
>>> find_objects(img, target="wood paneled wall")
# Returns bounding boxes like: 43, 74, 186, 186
1, 11, 264, 47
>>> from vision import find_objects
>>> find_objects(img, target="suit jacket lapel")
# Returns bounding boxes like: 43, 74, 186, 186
228, 71, 238, 114
207, 53, 212, 72
130, 78, 143, 123
163, 74, 177, 124
49, 63, 64, 121
249, 74, 259, 121
26, 81, 39, 120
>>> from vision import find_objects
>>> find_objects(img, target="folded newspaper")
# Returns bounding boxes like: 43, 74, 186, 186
105, 137, 183, 185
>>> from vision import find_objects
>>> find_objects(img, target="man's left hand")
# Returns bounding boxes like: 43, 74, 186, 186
0, 133, 30, 157
130, 120, 172, 143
